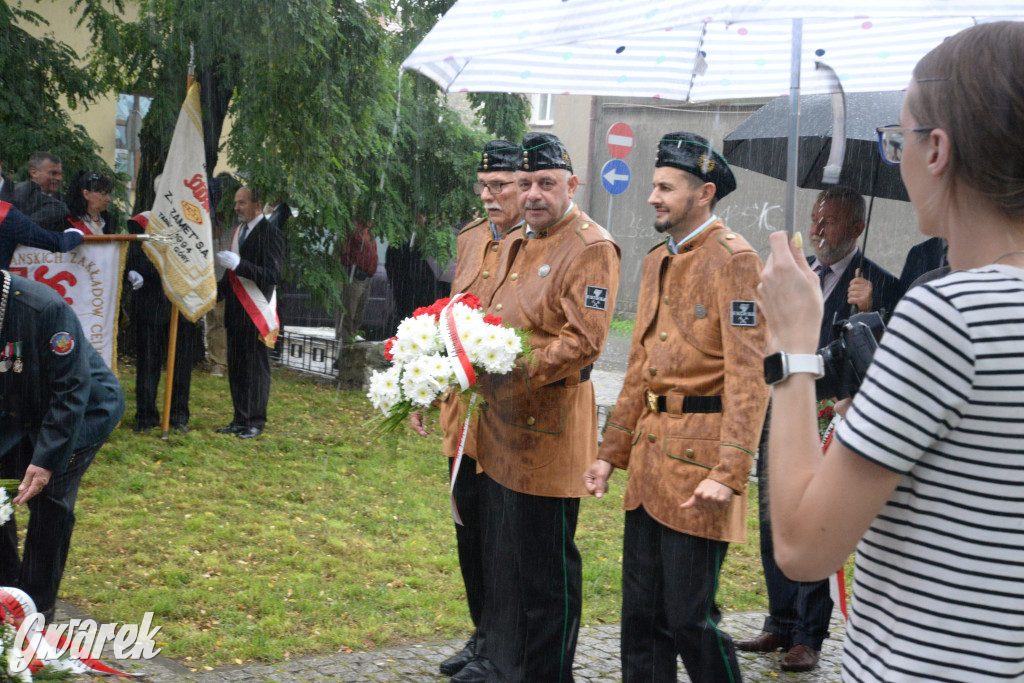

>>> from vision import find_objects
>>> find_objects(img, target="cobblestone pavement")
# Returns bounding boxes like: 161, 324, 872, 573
61, 606, 845, 682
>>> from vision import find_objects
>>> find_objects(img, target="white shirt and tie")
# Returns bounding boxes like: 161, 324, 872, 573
809, 247, 859, 301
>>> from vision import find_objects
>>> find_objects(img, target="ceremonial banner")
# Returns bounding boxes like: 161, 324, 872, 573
10, 243, 126, 369
143, 82, 216, 322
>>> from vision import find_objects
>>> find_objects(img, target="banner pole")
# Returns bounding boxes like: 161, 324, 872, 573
160, 307, 181, 439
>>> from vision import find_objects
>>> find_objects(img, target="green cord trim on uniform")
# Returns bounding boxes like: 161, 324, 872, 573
630, 428, 643, 446
605, 423, 632, 435
717, 233, 735, 255
665, 452, 712, 470
720, 443, 755, 457
559, 499, 569, 683
707, 543, 738, 683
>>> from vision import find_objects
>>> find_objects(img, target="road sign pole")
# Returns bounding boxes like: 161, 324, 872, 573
606, 196, 614, 231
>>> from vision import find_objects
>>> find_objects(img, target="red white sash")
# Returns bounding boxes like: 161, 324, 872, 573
228, 222, 279, 347
66, 216, 101, 236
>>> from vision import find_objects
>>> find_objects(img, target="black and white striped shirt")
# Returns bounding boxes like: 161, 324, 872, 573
836, 265, 1024, 682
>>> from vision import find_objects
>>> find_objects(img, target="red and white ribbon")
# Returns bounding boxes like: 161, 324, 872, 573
439, 293, 480, 525
0, 587, 137, 677
440, 294, 476, 391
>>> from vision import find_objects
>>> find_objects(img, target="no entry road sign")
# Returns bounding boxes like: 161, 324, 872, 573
607, 122, 634, 159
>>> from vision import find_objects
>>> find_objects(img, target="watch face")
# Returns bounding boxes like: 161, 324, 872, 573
763, 352, 784, 385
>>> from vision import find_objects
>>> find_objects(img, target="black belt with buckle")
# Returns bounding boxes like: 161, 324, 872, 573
646, 389, 722, 414
551, 364, 593, 387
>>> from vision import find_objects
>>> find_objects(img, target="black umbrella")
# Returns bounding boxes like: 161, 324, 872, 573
723, 91, 908, 202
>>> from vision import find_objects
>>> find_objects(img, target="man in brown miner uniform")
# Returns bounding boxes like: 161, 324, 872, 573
470, 132, 620, 683
584, 132, 770, 683
410, 140, 524, 680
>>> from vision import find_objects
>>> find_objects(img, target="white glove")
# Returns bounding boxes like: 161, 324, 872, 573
127, 270, 144, 290
216, 250, 241, 271
64, 227, 84, 237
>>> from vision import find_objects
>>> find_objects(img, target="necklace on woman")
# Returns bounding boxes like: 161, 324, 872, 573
991, 249, 1024, 265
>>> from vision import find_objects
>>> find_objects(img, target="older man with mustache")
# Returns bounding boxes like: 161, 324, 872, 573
411, 140, 524, 681
472, 132, 620, 682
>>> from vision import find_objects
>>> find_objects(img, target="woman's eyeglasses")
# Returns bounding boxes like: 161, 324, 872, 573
876, 125, 934, 165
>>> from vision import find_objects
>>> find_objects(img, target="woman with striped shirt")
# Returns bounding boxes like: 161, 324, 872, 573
758, 21, 1024, 681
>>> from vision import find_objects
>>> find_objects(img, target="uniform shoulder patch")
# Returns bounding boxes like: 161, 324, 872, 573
585, 285, 609, 311
50, 331, 75, 355
730, 301, 757, 326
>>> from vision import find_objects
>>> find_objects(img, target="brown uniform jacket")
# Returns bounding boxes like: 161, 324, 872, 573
475, 205, 620, 498
439, 217, 522, 460
597, 220, 769, 543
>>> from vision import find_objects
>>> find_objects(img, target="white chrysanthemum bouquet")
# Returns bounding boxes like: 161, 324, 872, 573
367, 293, 530, 435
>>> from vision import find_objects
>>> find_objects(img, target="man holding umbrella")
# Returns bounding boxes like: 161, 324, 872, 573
736, 185, 900, 672
585, 132, 769, 683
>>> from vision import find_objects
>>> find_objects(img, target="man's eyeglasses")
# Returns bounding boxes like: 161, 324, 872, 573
473, 181, 513, 196
876, 125, 934, 165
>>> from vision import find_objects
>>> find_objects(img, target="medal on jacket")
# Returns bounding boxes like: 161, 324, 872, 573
0, 343, 10, 373
12, 342, 21, 373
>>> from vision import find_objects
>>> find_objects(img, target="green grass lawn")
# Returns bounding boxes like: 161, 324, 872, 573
61, 365, 846, 670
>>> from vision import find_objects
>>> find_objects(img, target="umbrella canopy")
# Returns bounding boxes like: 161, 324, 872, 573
402, 2, 1019, 102
724, 91, 909, 201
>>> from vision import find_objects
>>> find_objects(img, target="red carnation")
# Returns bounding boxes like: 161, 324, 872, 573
483, 314, 503, 326
384, 337, 396, 361
461, 293, 481, 310
413, 306, 431, 318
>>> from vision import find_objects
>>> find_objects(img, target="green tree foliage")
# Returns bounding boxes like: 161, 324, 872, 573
14, 0, 529, 309
0, 1, 117, 182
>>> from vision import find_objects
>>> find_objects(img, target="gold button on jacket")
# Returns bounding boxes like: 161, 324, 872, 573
597, 221, 770, 543
475, 206, 621, 498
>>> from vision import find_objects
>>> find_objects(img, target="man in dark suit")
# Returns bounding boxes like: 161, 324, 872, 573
125, 213, 197, 432
737, 186, 900, 672
214, 186, 285, 439
0, 270, 125, 622
898, 236, 948, 297
11, 152, 70, 232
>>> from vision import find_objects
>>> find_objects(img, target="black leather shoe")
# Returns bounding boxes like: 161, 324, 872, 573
171, 424, 189, 434
735, 630, 792, 652
440, 636, 476, 676
236, 427, 263, 439
781, 644, 820, 672
216, 424, 242, 434
450, 656, 494, 683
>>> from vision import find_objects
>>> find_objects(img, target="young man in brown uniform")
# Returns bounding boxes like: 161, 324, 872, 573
585, 132, 770, 683
411, 140, 524, 680
472, 132, 620, 682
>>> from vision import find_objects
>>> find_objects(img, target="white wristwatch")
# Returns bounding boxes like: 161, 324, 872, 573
763, 352, 824, 386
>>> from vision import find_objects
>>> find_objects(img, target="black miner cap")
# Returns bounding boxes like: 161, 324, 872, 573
478, 140, 522, 173
520, 132, 572, 173
655, 132, 736, 200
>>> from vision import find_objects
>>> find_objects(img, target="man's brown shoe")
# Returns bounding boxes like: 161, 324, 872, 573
735, 631, 792, 652
781, 644, 820, 672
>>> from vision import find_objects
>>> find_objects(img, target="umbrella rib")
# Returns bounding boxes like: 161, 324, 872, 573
684, 22, 709, 104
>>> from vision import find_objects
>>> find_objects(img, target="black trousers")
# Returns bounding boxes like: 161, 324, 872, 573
755, 429, 832, 650
621, 506, 741, 683
135, 319, 196, 428
479, 473, 581, 683
226, 320, 271, 429
0, 439, 101, 614
451, 456, 485, 629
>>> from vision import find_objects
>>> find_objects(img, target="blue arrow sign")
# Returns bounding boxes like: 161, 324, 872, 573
601, 159, 630, 195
